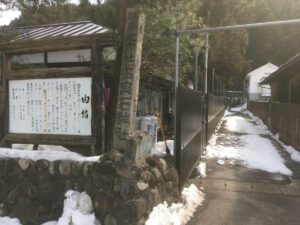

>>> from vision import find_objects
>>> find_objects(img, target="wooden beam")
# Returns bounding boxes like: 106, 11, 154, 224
0, 32, 115, 54
6, 67, 91, 80
0, 52, 2, 85
105, 0, 128, 152
2, 134, 91, 146
0, 51, 4, 144
91, 44, 105, 155
0, 53, 10, 147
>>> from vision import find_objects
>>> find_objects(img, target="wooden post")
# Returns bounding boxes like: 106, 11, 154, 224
0, 52, 11, 147
91, 45, 105, 155
113, 5, 145, 151
0, 51, 4, 145
105, 0, 128, 152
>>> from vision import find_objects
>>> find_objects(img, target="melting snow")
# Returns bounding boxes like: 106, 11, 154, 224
207, 134, 292, 175
246, 111, 300, 163
1, 185, 205, 225
207, 106, 293, 176
217, 159, 225, 165
0, 148, 102, 162
225, 116, 268, 135
42, 190, 99, 225
152, 140, 174, 156
1, 191, 99, 225
197, 162, 207, 178
145, 184, 205, 225
0, 217, 22, 225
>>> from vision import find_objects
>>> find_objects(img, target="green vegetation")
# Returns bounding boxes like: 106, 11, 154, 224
1, 0, 300, 91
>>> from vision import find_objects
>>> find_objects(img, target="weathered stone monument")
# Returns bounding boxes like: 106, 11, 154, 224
113, 5, 153, 161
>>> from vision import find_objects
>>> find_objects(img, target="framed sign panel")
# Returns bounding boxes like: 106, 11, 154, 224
9, 77, 92, 136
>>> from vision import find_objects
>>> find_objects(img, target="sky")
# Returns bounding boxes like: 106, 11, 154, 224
0, 9, 21, 26
0, 0, 100, 26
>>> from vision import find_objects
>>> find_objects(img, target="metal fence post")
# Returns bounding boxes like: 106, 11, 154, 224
194, 53, 198, 90
174, 33, 179, 173
204, 33, 209, 94
212, 68, 215, 95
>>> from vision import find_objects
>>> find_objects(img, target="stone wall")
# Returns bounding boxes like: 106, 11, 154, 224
0, 152, 180, 225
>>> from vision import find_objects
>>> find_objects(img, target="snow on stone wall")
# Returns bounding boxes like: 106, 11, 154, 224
0, 151, 180, 225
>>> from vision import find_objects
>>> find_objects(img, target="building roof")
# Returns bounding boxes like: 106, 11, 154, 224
1, 21, 109, 42
246, 62, 278, 79
260, 53, 300, 85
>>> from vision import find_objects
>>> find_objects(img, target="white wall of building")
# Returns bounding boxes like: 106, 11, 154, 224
245, 63, 278, 101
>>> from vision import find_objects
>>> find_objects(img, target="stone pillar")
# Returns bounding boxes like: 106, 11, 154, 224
113, 5, 151, 160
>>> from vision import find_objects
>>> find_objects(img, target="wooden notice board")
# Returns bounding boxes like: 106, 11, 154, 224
9, 77, 92, 135
0, 33, 114, 154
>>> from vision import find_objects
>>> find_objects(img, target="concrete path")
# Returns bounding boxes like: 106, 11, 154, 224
187, 109, 300, 225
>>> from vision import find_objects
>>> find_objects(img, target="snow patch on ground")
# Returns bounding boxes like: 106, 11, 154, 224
145, 184, 205, 225
230, 104, 247, 112
225, 116, 269, 135
197, 162, 206, 178
12, 144, 70, 152
207, 105, 293, 175
41, 222, 57, 225
217, 159, 225, 165
0, 148, 102, 162
0, 217, 22, 225
152, 140, 174, 156
41, 191, 99, 225
207, 134, 292, 175
246, 110, 300, 163
2, 191, 100, 225
224, 110, 234, 117
272, 134, 300, 163
1, 183, 205, 225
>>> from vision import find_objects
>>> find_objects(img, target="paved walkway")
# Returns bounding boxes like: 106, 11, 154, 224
187, 108, 300, 225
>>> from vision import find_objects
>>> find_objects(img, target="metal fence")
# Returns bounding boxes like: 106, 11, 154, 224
207, 95, 226, 139
208, 95, 226, 122
175, 87, 206, 191
175, 88, 226, 191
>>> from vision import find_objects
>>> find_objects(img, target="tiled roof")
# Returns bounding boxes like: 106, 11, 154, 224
2, 21, 109, 41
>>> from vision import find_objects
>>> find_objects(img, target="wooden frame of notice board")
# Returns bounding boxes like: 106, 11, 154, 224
0, 32, 115, 155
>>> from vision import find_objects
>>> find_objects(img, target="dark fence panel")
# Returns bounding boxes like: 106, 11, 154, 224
207, 95, 226, 139
250, 101, 300, 151
175, 90, 227, 191
208, 95, 226, 122
175, 87, 206, 191
249, 101, 269, 125
270, 103, 300, 150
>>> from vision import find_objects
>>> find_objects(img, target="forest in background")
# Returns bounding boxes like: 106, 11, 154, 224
0, 0, 300, 92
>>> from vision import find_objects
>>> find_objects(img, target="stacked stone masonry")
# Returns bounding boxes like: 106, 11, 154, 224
0, 152, 180, 225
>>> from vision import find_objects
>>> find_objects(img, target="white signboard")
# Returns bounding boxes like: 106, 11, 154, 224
9, 78, 92, 135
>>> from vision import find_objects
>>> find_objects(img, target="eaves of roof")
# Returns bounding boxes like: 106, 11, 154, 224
260, 53, 300, 85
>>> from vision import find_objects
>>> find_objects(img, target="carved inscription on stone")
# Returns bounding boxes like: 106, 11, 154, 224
9, 78, 92, 135
114, 7, 145, 148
